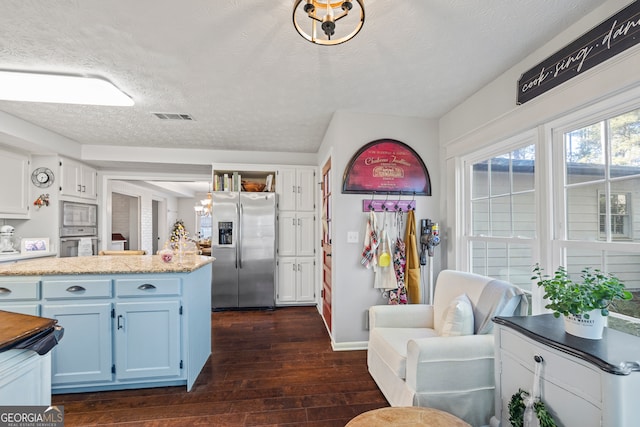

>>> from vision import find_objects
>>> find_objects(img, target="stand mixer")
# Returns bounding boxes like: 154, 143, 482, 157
0, 225, 18, 253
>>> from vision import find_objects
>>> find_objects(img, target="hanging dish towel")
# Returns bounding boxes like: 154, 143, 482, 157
404, 210, 421, 303
388, 237, 407, 304
378, 214, 391, 267
77, 237, 93, 257
376, 229, 398, 290
361, 211, 378, 270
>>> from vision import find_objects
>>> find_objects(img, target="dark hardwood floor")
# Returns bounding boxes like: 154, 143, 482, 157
53, 306, 388, 426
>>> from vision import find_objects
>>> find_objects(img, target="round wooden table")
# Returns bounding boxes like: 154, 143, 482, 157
345, 407, 471, 427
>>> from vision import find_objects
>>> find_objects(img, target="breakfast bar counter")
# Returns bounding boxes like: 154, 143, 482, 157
0, 254, 214, 276
0, 254, 214, 394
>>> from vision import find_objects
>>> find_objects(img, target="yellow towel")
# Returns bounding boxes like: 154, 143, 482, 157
404, 210, 421, 304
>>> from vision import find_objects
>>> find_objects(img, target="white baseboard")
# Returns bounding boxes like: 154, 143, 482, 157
331, 340, 368, 351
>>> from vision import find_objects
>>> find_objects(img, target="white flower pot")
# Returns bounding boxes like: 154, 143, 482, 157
563, 310, 605, 339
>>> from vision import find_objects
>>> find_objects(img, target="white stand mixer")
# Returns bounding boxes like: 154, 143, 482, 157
0, 225, 18, 253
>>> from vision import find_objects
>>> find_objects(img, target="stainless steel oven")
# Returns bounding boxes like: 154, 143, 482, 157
59, 236, 98, 257
59, 201, 98, 257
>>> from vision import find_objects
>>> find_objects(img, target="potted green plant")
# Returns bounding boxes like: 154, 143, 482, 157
532, 264, 632, 339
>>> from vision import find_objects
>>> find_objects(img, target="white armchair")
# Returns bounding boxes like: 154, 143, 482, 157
367, 270, 527, 427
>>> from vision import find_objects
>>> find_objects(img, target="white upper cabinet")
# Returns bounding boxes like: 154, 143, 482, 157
0, 149, 29, 218
60, 157, 97, 200
276, 167, 315, 212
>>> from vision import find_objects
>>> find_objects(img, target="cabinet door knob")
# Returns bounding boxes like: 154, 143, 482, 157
117, 314, 124, 330
534, 354, 544, 363
0, 287, 11, 295
66, 285, 86, 293
137, 284, 156, 290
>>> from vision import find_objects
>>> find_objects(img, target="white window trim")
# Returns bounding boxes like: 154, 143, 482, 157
461, 130, 540, 288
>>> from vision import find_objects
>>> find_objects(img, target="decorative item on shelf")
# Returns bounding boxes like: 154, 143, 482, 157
241, 180, 266, 192
293, 0, 365, 46
532, 264, 632, 339
33, 193, 50, 210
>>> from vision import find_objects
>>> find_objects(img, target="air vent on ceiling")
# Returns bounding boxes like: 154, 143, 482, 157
152, 113, 194, 121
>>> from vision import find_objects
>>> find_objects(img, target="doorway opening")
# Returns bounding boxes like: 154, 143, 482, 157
111, 192, 141, 251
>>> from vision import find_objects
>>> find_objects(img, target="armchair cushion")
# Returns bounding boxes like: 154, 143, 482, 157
474, 279, 528, 334
440, 293, 474, 337
369, 327, 438, 379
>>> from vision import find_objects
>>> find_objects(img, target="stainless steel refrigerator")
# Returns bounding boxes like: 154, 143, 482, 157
211, 192, 276, 310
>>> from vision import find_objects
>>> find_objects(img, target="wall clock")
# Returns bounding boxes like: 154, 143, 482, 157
31, 167, 55, 188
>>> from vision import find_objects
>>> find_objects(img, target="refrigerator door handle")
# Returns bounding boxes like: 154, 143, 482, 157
238, 202, 243, 269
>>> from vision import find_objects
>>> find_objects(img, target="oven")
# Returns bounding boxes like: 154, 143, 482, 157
59, 201, 98, 257
59, 236, 98, 257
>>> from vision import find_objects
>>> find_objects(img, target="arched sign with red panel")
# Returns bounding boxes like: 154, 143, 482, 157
342, 139, 431, 195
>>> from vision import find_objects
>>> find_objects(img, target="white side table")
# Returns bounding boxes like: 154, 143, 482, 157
492, 315, 640, 427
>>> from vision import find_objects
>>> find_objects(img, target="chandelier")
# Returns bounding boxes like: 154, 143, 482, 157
194, 187, 212, 216
293, 0, 365, 46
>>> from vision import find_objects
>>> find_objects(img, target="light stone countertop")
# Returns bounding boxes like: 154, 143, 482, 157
0, 255, 215, 276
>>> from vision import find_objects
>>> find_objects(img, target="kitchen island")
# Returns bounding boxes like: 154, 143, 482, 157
0, 255, 214, 393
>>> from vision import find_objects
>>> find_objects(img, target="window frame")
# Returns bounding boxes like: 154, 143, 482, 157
461, 131, 540, 292
598, 191, 632, 240
546, 97, 640, 328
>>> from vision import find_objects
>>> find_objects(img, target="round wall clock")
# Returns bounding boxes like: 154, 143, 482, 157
31, 167, 55, 188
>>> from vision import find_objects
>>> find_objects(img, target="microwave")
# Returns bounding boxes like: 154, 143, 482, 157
60, 201, 98, 236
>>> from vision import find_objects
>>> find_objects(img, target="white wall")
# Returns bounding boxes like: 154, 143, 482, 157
317, 111, 441, 347
439, 0, 637, 150
107, 180, 178, 255
177, 198, 199, 240
439, 0, 640, 271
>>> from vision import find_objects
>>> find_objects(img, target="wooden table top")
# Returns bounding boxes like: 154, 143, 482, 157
346, 407, 471, 427
0, 310, 57, 352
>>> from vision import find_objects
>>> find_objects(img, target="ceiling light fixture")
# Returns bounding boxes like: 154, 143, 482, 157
195, 184, 213, 216
293, 0, 365, 46
0, 71, 134, 106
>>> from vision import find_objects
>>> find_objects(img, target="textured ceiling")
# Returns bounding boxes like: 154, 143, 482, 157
0, 0, 604, 155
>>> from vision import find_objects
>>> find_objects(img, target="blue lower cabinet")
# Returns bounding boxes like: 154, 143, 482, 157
114, 300, 181, 380
42, 302, 113, 385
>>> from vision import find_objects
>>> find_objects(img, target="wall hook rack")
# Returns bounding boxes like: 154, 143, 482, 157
362, 198, 415, 212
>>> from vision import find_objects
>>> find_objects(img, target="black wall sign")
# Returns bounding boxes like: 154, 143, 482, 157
517, 1, 640, 105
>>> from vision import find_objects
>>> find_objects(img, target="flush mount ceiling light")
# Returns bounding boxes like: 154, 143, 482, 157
0, 71, 134, 106
293, 0, 365, 46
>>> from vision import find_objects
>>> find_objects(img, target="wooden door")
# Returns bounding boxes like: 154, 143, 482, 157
321, 158, 332, 333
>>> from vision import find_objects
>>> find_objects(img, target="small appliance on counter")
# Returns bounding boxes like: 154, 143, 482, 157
0, 225, 18, 254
